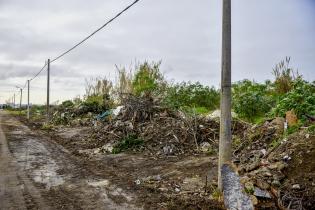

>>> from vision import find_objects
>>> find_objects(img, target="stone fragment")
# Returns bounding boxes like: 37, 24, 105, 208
270, 117, 285, 134
292, 184, 300, 189
250, 195, 258, 205
255, 179, 270, 190
254, 187, 272, 199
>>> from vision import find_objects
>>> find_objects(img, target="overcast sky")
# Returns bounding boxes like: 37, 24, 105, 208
0, 0, 314, 104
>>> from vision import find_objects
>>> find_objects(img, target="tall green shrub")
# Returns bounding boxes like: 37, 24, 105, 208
272, 78, 315, 118
132, 61, 166, 96
232, 80, 274, 122
164, 82, 220, 112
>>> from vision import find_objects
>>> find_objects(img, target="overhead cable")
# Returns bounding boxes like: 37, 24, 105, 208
51, 0, 140, 63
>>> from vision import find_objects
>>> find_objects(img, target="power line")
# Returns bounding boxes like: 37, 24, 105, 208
29, 62, 47, 82
22, 80, 28, 90
51, 0, 140, 63
6, 0, 140, 106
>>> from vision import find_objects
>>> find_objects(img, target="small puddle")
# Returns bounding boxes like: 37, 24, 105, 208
32, 161, 65, 189
87, 179, 110, 187
10, 138, 66, 189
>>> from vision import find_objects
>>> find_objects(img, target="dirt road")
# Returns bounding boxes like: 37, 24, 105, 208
0, 110, 141, 210
0, 110, 224, 210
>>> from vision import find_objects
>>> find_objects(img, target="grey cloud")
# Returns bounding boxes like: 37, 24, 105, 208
1, 0, 315, 104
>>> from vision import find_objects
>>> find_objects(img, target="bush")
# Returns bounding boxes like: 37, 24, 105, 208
164, 82, 220, 112
81, 95, 107, 114
61, 100, 74, 108
272, 78, 315, 118
132, 61, 166, 96
232, 80, 274, 122
272, 57, 298, 95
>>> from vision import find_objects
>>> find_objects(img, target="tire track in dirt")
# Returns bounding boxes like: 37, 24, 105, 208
0, 110, 50, 210
0, 111, 141, 210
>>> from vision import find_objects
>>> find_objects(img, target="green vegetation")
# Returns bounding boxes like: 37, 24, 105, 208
307, 125, 315, 134
272, 78, 315, 118
112, 134, 144, 154
232, 80, 274, 122
9, 58, 314, 138
232, 58, 315, 126
132, 61, 166, 96
286, 123, 301, 135
164, 82, 219, 113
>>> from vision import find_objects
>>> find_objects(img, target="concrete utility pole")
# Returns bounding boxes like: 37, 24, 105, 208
13, 93, 15, 109
46, 59, 50, 122
19, 88, 22, 109
218, 0, 232, 190
27, 80, 30, 120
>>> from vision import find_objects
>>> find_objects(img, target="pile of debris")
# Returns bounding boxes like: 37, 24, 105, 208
51, 103, 99, 126
233, 117, 315, 209
88, 95, 249, 157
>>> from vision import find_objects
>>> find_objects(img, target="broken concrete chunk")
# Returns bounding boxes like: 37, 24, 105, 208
254, 187, 272, 199
221, 164, 254, 210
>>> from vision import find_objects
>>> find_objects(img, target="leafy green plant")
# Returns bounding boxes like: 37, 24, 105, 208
83, 77, 114, 113
112, 134, 144, 154
287, 124, 301, 135
164, 82, 220, 112
272, 78, 315, 118
232, 80, 274, 122
132, 61, 166, 96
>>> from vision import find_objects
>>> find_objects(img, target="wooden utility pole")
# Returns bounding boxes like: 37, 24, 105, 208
27, 80, 30, 120
46, 59, 50, 122
218, 0, 232, 190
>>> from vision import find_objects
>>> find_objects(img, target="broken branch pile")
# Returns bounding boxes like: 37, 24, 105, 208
90, 95, 249, 157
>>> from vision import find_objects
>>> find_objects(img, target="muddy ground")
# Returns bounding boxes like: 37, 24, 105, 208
3, 109, 315, 210
0, 111, 224, 210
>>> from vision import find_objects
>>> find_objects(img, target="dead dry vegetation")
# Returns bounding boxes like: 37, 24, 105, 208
11, 59, 315, 209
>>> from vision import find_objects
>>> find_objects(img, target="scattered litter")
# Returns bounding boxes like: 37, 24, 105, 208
135, 179, 141, 185
283, 155, 291, 161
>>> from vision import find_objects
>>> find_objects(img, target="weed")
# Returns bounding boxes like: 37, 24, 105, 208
112, 134, 144, 154
270, 138, 281, 149
286, 124, 301, 135
41, 123, 54, 131
211, 188, 223, 200
307, 125, 315, 134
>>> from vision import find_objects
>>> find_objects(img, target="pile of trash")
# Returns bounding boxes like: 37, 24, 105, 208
89, 95, 249, 157
233, 117, 315, 209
